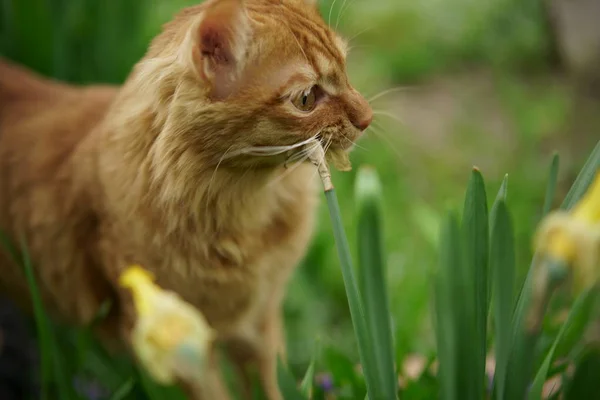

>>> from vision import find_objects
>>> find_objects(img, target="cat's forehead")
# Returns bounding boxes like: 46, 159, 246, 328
265, 8, 347, 83
247, 0, 347, 58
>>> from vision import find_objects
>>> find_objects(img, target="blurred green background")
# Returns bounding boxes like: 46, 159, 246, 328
1, 0, 600, 397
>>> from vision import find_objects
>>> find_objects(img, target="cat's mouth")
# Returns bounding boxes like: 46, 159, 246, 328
318, 136, 353, 172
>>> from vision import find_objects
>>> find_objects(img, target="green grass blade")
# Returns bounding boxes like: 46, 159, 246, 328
299, 340, 319, 397
433, 211, 461, 400
20, 236, 77, 400
0, 230, 22, 266
355, 166, 398, 400
493, 174, 509, 206
137, 369, 187, 400
529, 289, 598, 400
489, 174, 508, 307
542, 153, 560, 216
325, 188, 380, 398
276, 358, 307, 400
490, 201, 515, 400
561, 140, 600, 210
20, 237, 53, 400
108, 378, 135, 400
564, 346, 600, 400
460, 168, 489, 399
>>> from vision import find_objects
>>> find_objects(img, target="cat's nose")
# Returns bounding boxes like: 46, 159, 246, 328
346, 89, 373, 132
352, 112, 373, 131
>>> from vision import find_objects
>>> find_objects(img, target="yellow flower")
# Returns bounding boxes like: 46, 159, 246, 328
534, 170, 600, 293
119, 265, 215, 385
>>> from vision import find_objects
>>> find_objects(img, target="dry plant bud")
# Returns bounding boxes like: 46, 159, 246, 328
119, 265, 215, 384
327, 148, 352, 172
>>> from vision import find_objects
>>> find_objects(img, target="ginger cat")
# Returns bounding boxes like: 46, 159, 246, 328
0, 0, 372, 398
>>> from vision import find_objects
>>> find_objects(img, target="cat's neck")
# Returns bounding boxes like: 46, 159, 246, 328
89, 74, 317, 239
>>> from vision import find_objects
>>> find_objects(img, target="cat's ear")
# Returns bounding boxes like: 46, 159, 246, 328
187, 0, 250, 100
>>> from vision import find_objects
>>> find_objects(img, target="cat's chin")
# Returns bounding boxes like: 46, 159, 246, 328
326, 148, 352, 172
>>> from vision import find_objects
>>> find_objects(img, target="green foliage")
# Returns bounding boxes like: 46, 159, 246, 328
322, 0, 553, 83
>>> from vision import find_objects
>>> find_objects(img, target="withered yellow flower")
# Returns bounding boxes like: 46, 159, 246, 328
119, 265, 215, 384
534, 170, 600, 293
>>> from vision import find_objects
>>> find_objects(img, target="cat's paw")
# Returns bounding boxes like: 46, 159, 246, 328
119, 265, 215, 385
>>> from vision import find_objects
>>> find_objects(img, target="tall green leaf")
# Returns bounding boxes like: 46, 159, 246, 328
490, 201, 515, 400
564, 346, 600, 400
20, 236, 75, 400
433, 212, 461, 400
324, 188, 379, 398
489, 174, 508, 307
277, 358, 307, 400
460, 168, 489, 399
561, 140, 600, 210
542, 153, 560, 216
355, 166, 398, 400
299, 339, 320, 398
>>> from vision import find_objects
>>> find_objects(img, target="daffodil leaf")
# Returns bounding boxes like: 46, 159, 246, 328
460, 168, 489, 399
108, 378, 135, 400
543, 152, 560, 216
433, 211, 461, 400
564, 346, 600, 399
561, 140, 600, 210
137, 369, 186, 400
490, 200, 516, 400
324, 187, 379, 397
355, 166, 398, 400
277, 357, 307, 400
299, 339, 320, 397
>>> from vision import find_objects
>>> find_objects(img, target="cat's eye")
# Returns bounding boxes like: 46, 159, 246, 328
292, 86, 318, 112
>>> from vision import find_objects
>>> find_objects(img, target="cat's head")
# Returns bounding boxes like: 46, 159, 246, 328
146, 0, 372, 171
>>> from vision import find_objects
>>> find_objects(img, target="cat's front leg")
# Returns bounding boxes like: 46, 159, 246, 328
225, 307, 285, 400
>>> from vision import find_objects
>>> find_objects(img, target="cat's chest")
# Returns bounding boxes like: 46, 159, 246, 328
141, 196, 317, 332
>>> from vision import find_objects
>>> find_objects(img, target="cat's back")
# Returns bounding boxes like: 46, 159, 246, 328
0, 57, 118, 197
0, 57, 118, 142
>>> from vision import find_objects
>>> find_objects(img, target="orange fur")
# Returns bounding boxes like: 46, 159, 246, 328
0, 0, 372, 398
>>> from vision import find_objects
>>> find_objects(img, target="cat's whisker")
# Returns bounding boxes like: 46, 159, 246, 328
341, 133, 368, 151
266, 142, 320, 188
286, 26, 309, 64
346, 26, 374, 44
336, 0, 357, 30
346, 44, 376, 53
368, 86, 417, 103
335, 0, 349, 30
222, 135, 319, 160
323, 136, 333, 155
286, 145, 317, 164
367, 123, 408, 166
328, 0, 339, 28
373, 110, 405, 126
